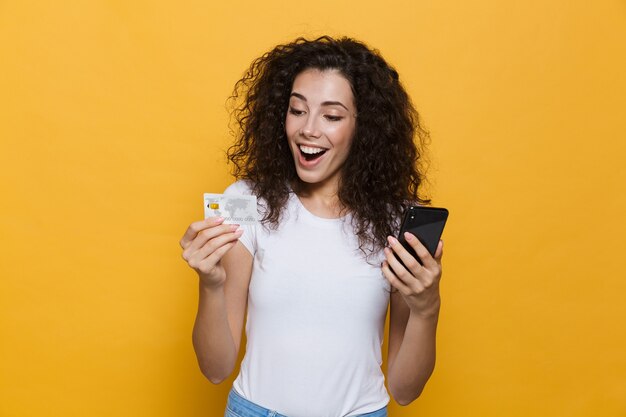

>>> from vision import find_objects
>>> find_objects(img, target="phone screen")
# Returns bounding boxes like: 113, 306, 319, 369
397, 206, 448, 263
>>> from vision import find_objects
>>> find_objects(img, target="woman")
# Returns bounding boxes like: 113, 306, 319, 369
180, 36, 444, 417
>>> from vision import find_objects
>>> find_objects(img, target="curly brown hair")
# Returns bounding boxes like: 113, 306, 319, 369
227, 35, 430, 255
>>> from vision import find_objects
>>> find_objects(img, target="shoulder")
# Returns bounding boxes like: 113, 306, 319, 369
223, 179, 255, 196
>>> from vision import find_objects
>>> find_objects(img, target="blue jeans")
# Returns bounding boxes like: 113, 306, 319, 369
224, 388, 388, 417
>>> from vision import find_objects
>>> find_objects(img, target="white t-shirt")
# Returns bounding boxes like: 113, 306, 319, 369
225, 180, 390, 417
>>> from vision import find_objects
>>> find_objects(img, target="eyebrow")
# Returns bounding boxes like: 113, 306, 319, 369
290, 92, 350, 111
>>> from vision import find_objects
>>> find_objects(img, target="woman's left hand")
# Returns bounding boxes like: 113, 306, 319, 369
382, 232, 443, 318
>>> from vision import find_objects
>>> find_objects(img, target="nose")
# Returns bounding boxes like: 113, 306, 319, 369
300, 114, 321, 138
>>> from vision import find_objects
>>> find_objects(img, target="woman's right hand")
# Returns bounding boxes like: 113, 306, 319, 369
179, 216, 243, 289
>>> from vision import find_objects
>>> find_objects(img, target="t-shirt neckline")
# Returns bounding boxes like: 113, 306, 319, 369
289, 192, 349, 225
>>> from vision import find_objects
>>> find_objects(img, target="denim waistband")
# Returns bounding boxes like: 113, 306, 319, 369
226, 388, 288, 417
225, 388, 387, 417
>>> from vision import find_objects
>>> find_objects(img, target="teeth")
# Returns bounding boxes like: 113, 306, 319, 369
299, 145, 326, 155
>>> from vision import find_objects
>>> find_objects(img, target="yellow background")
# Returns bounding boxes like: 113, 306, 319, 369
1, 1, 625, 416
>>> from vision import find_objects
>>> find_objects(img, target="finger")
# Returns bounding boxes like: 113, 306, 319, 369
434, 239, 444, 262
180, 217, 224, 249
195, 241, 237, 275
386, 236, 423, 277
179, 217, 224, 249
383, 246, 425, 293
191, 228, 244, 262
403, 232, 438, 270
383, 245, 407, 278
185, 223, 240, 254
381, 260, 411, 295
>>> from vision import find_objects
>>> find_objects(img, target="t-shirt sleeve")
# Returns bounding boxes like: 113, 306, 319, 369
223, 180, 257, 256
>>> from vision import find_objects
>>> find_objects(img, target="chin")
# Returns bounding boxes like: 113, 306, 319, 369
295, 171, 322, 185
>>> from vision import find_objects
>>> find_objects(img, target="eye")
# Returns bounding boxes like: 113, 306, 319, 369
324, 115, 343, 122
288, 107, 305, 116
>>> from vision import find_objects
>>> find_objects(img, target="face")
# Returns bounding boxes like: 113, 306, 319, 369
285, 68, 357, 192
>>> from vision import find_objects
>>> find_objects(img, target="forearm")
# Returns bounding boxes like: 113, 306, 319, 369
192, 282, 238, 384
387, 311, 438, 405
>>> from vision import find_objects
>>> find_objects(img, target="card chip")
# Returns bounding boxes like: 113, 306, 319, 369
210, 203, 219, 209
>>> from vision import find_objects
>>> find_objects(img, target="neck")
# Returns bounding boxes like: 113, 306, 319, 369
294, 179, 346, 219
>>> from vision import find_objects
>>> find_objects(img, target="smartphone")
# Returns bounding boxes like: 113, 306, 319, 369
397, 206, 449, 264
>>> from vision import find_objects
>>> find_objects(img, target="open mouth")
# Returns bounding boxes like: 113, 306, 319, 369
299, 145, 327, 162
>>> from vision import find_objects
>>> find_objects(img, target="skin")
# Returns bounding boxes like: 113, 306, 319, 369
179, 68, 443, 406
383, 233, 444, 405
285, 68, 357, 217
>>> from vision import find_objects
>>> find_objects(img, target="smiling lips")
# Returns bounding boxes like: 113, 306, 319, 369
299, 144, 327, 162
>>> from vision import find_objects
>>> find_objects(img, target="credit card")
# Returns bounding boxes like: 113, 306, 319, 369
203, 193, 258, 225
